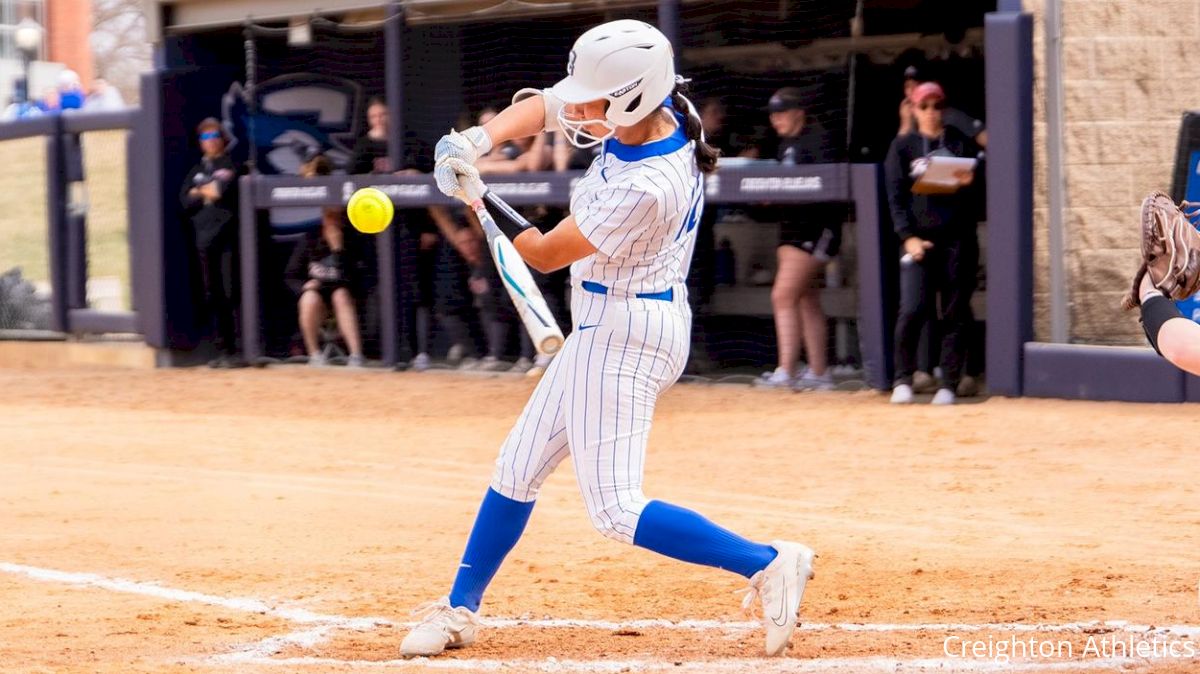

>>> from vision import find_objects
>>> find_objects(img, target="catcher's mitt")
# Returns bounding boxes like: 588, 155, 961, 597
1122, 191, 1200, 309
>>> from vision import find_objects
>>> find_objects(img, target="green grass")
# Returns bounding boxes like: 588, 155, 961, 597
0, 136, 50, 284
82, 131, 131, 309
0, 130, 130, 309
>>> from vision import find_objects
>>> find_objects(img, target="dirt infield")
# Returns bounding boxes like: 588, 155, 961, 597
1, 366, 1197, 673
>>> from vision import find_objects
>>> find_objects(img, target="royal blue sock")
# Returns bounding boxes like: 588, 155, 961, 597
632, 500, 777, 578
448, 488, 535, 612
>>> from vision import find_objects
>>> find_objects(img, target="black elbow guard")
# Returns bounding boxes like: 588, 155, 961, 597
493, 215, 531, 242
1140, 295, 1181, 356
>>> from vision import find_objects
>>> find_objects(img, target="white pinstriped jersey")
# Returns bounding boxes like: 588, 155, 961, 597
568, 118, 704, 296
488, 109, 703, 545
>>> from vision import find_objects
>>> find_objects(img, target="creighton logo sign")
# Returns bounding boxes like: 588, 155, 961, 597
222, 73, 365, 177
222, 73, 366, 230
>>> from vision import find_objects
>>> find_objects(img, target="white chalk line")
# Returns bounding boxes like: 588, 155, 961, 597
4, 561, 1198, 672
206, 654, 1172, 672
0, 562, 386, 629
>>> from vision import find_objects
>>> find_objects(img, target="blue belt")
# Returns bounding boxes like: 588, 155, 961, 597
580, 280, 673, 302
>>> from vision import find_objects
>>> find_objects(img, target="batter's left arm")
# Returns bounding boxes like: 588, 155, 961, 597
511, 215, 597, 274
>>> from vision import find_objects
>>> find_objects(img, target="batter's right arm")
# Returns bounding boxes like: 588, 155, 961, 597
435, 94, 550, 203
479, 94, 554, 146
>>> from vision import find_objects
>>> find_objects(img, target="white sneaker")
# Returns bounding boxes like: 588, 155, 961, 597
890, 384, 914, 404
446, 343, 466, 366
793, 370, 834, 391
526, 354, 552, 378
931, 388, 956, 405
477, 356, 507, 372
411, 352, 431, 372
754, 367, 795, 389
742, 540, 816, 657
346, 354, 365, 368
308, 353, 327, 368
509, 357, 534, 373
400, 597, 479, 657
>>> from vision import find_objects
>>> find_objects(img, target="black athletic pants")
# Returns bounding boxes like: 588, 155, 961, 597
196, 239, 238, 356
894, 235, 978, 389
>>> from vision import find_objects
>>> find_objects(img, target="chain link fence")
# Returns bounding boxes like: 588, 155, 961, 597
80, 129, 131, 313
0, 135, 52, 333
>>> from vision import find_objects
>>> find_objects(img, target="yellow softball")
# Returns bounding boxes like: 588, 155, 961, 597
346, 187, 395, 234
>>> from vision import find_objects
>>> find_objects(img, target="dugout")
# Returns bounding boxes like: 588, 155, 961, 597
140, 0, 1020, 391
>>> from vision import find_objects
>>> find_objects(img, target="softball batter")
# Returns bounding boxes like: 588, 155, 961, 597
402, 20, 815, 658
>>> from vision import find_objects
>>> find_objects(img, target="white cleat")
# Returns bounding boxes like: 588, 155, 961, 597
742, 540, 816, 657
400, 597, 479, 657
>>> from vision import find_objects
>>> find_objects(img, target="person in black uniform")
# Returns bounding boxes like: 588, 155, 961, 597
755, 88, 843, 391
431, 212, 482, 367
180, 117, 244, 368
884, 82, 983, 406
285, 155, 365, 367
898, 66, 987, 397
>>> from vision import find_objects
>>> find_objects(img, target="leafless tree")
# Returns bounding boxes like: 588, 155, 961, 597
90, 0, 151, 103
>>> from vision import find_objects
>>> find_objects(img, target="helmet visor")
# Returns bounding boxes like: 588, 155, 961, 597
551, 74, 598, 102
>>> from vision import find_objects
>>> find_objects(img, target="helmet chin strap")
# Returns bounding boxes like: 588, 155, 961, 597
558, 107, 617, 149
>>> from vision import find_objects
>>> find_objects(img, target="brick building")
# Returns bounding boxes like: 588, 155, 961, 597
1021, 0, 1200, 344
46, 0, 94, 85
1, 0, 93, 104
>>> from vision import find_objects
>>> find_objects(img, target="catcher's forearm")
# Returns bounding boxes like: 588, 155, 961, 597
1140, 295, 1179, 356
1155, 314, 1200, 377
1139, 294, 1200, 376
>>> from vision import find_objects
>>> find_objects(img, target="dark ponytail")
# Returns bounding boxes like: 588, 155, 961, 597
669, 82, 720, 174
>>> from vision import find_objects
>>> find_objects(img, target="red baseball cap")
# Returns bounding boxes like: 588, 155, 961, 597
910, 82, 945, 105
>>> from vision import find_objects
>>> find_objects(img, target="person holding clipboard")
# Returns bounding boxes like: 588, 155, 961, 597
884, 82, 984, 405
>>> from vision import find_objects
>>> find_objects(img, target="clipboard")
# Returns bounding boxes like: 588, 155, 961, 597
912, 156, 977, 195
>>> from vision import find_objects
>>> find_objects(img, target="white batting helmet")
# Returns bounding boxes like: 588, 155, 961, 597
551, 19, 676, 148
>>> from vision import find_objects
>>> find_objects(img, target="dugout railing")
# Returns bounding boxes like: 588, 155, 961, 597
240, 163, 899, 388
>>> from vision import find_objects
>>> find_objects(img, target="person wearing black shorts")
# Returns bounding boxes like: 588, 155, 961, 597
755, 88, 844, 391
286, 156, 365, 367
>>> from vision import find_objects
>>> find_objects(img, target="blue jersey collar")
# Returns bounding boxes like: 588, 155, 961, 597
603, 105, 688, 162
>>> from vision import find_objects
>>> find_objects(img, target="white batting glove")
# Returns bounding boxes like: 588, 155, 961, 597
434, 127, 492, 203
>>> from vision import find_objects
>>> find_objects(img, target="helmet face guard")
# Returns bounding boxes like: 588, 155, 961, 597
557, 107, 616, 149
551, 20, 676, 149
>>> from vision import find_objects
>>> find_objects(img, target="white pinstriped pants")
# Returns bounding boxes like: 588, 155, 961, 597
489, 283, 691, 543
